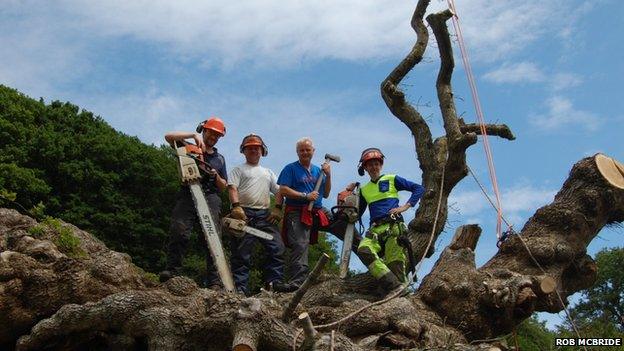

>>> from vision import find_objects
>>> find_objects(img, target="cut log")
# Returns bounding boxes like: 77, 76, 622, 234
539, 276, 557, 294
449, 225, 481, 251
595, 153, 624, 189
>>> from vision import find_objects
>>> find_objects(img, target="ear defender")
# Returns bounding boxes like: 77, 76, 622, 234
358, 166, 365, 176
196, 120, 207, 133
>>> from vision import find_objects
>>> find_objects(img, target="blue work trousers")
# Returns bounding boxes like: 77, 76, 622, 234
231, 208, 285, 294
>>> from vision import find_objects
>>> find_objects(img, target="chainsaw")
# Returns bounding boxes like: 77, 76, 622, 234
221, 217, 274, 240
335, 183, 360, 278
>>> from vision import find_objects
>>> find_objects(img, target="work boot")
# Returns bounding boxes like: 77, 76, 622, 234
207, 284, 222, 291
387, 261, 407, 283
378, 271, 402, 291
272, 281, 298, 293
159, 269, 181, 283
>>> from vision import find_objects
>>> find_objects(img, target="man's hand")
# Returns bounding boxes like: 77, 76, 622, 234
193, 133, 205, 150
230, 206, 247, 222
267, 206, 283, 225
307, 191, 320, 201
389, 204, 411, 216
321, 162, 331, 176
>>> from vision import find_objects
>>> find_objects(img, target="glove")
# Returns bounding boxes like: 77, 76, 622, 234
267, 206, 283, 225
230, 205, 247, 222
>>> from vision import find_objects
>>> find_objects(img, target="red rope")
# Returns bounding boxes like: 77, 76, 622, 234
447, 0, 503, 239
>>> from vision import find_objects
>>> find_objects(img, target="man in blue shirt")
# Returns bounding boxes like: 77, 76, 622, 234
275, 137, 331, 291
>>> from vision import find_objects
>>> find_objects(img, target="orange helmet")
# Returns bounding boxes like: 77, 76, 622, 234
196, 117, 226, 136
239, 134, 268, 156
358, 147, 385, 176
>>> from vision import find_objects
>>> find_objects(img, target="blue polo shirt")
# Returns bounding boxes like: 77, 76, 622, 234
277, 161, 325, 208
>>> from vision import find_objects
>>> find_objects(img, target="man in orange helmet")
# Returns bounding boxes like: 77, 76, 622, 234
227, 134, 285, 295
160, 117, 228, 289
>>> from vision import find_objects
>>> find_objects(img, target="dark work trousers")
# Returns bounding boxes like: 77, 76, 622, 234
284, 209, 309, 286
282, 207, 331, 286
284, 207, 362, 286
166, 186, 222, 287
230, 208, 285, 294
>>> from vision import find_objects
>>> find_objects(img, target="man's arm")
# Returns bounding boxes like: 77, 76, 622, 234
389, 175, 425, 215
395, 175, 425, 207
214, 165, 227, 192
270, 171, 283, 206
214, 175, 227, 192
279, 185, 310, 201
228, 185, 240, 204
164, 131, 203, 149
226, 168, 245, 220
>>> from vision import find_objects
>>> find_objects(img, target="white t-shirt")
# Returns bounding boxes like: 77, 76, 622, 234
228, 163, 279, 209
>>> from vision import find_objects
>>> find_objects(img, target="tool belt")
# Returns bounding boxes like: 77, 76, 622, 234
371, 213, 404, 227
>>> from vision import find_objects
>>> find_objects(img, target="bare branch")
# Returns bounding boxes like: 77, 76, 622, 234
380, 0, 436, 174
459, 118, 515, 140
282, 253, 329, 321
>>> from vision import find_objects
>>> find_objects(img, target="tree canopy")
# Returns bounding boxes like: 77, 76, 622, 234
557, 247, 624, 340
0, 85, 181, 270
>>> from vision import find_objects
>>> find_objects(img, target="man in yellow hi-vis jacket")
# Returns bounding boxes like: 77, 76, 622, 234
350, 148, 424, 290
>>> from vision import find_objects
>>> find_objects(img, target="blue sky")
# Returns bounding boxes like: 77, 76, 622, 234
2, 0, 622, 328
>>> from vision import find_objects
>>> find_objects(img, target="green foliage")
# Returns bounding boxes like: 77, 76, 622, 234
27, 224, 45, 237
43, 217, 86, 258
0, 85, 179, 271
29, 201, 46, 220
55, 226, 85, 258
555, 247, 624, 346
182, 253, 207, 284
570, 247, 624, 331
0, 188, 16, 202
310, 232, 340, 274
142, 271, 160, 284
508, 316, 556, 351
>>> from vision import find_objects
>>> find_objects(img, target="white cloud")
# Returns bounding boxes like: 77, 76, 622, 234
2, 0, 582, 71
431, 0, 566, 62
449, 184, 556, 229
58, 0, 415, 66
482, 62, 545, 84
530, 96, 602, 131
80, 90, 192, 146
483, 62, 583, 92
550, 73, 583, 91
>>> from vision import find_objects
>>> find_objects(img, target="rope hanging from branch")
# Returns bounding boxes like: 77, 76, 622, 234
446, 0, 504, 239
